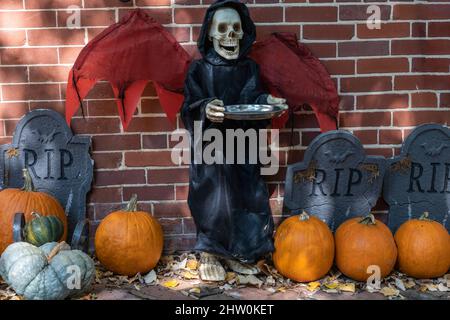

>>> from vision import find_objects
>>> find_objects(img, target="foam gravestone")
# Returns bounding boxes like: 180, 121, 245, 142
284, 130, 386, 231
0, 109, 93, 242
384, 124, 450, 232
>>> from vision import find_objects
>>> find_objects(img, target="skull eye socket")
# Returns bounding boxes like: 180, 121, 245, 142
218, 23, 228, 33
233, 23, 241, 33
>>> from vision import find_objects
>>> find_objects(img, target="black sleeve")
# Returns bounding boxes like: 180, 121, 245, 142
239, 59, 270, 128
180, 61, 215, 134
239, 59, 269, 105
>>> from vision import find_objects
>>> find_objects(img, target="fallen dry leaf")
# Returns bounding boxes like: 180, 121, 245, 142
324, 281, 339, 290
186, 259, 198, 270
225, 272, 237, 283
323, 289, 339, 294
380, 286, 400, 297
256, 260, 283, 279
421, 284, 438, 292
327, 271, 342, 281
237, 275, 263, 287
162, 279, 180, 289
404, 279, 416, 289
395, 278, 406, 291
265, 275, 276, 287
182, 271, 199, 280
437, 283, 448, 292
189, 287, 201, 294
128, 273, 140, 284
443, 274, 450, 287
306, 281, 321, 292
78, 293, 97, 300
338, 283, 356, 293
144, 270, 157, 285
177, 258, 187, 271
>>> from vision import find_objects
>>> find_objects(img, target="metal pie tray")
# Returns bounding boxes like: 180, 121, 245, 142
223, 104, 287, 120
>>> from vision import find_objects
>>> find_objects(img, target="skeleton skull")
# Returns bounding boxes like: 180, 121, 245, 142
208, 8, 244, 60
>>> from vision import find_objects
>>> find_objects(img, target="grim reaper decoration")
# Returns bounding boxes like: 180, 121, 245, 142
181, 2, 287, 280
65, 0, 339, 281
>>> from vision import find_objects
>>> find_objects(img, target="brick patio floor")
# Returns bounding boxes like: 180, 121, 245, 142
91, 277, 450, 300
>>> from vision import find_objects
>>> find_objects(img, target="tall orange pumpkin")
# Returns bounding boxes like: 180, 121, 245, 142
273, 211, 334, 282
95, 194, 164, 276
394, 212, 450, 279
0, 169, 67, 253
335, 214, 397, 281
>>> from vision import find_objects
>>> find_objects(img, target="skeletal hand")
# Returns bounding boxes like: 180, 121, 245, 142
206, 99, 225, 123
267, 95, 288, 111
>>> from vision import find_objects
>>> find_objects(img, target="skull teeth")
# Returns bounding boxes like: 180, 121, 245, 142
220, 40, 238, 46
220, 44, 238, 54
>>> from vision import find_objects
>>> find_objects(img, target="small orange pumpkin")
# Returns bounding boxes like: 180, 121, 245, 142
394, 212, 450, 279
273, 211, 334, 283
335, 214, 397, 282
0, 168, 67, 254
95, 194, 164, 276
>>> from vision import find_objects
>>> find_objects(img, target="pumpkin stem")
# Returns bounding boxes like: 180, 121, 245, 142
359, 214, 376, 225
419, 212, 431, 221
125, 194, 138, 212
21, 168, 35, 192
299, 211, 310, 221
47, 241, 67, 263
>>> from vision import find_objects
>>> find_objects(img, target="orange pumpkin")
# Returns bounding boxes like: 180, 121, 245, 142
0, 169, 67, 254
273, 211, 334, 282
394, 212, 450, 279
335, 214, 397, 282
95, 194, 164, 276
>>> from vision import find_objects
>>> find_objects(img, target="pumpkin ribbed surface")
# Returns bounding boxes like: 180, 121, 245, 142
273, 212, 334, 283
24, 213, 64, 247
95, 194, 164, 276
0, 169, 67, 254
394, 212, 450, 279
335, 214, 397, 281
0, 241, 94, 300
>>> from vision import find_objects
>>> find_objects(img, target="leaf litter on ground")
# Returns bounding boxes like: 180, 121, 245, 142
1, 250, 448, 300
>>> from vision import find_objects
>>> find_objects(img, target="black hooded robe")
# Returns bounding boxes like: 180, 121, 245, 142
181, 0, 274, 263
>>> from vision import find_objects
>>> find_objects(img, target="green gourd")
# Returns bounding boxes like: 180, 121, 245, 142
23, 212, 64, 246
0, 241, 94, 300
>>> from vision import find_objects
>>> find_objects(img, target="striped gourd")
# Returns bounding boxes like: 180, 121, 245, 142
23, 212, 64, 246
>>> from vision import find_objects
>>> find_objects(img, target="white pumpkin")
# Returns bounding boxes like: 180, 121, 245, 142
0, 241, 95, 300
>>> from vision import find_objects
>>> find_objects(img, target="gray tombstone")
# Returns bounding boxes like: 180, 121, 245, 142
0, 109, 93, 248
284, 130, 386, 231
384, 123, 450, 232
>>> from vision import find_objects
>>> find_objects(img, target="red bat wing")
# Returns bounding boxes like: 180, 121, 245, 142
250, 33, 339, 132
66, 9, 191, 130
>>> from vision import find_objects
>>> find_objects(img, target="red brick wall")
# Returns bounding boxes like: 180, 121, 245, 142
0, 0, 449, 252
